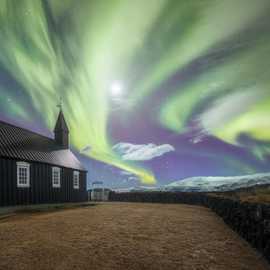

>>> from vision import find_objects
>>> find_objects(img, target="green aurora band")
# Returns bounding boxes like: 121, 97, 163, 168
0, 0, 270, 183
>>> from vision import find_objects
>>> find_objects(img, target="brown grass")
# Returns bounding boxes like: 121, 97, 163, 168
0, 202, 269, 270
210, 185, 270, 204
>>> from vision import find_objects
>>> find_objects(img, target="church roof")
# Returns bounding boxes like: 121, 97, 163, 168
0, 120, 86, 171
54, 110, 69, 132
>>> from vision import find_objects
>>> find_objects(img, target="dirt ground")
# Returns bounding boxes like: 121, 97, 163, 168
0, 203, 269, 270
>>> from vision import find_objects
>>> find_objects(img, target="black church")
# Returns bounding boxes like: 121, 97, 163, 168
0, 109, 88, 206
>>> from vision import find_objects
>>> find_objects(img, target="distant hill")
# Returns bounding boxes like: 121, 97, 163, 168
165, 173, 270, 192
112, 173, 270, 193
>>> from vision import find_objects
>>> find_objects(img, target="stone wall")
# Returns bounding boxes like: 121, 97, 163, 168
109, 191, 270, 262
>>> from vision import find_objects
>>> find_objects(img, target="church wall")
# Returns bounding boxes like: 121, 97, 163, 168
0, 157, 87, 207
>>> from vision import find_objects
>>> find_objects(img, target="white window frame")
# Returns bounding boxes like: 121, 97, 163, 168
73, 171, 80, 189
17, 162, 30, 188
52, 167, 61, 188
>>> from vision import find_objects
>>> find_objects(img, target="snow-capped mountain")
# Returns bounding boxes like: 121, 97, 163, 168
165, 173, 270, 192
112, 186, 160, 193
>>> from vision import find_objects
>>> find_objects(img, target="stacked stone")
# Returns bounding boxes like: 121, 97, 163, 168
205, 196, 270, 261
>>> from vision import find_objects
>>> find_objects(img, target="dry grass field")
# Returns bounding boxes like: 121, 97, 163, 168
0, 202, 269, 270
210, 185, 270, 204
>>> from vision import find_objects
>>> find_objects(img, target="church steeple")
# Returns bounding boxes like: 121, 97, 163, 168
54, 101, 69, 149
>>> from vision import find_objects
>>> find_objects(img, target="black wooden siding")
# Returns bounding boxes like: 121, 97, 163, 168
0, 158, 87, 207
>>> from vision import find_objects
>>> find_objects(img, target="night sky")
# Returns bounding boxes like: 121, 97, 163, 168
0, 0, 270, 188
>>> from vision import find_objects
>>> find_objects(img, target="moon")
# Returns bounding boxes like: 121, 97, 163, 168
110, 81, 123, 97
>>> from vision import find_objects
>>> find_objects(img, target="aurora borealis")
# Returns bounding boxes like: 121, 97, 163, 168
0, 0, 270, 187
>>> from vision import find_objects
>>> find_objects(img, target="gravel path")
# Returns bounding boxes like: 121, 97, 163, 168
0, 202, 269, 270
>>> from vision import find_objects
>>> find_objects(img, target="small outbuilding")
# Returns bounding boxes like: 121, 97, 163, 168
89, 188, 111, 201
0, 109, 88, 206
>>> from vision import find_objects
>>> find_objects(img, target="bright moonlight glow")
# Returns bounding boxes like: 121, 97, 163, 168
111, 81, 123, 97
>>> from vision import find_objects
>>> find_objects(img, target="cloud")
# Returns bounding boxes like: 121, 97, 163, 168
80, 145, 92, 154
113, 142, 175, 161
119, 170, 140, 183
128, 176, 140, 181
120, 170, 134, 176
